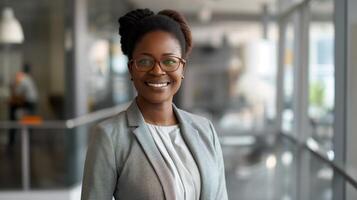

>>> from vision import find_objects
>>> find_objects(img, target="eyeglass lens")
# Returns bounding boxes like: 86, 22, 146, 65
134, 55, 182, 72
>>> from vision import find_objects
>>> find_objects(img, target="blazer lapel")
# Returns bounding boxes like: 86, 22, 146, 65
126, 101, 175, 200
173, 105, 213, 200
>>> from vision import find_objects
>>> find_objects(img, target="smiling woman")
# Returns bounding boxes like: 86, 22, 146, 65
81, 8, 228, 200
130, 31, 185, 115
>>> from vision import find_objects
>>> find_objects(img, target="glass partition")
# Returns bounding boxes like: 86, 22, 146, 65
222, 134, 357, 200
308, 152, 333, 200
0, 129, 22, 189
183, 21, 278, 136
86, 0, 133, 111
282, 14, 297, 134
308, 0, 334, 155
347, 182, 357, 200
0, 123, 93, 190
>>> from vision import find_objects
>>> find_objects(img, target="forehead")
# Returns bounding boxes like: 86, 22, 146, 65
133, 31, 182, 57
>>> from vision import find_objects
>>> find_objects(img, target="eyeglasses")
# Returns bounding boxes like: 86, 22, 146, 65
130, 55, 186, 72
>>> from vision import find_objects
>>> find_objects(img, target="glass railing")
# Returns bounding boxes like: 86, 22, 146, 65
220, 133, 357, 200
282, 133, 357, 189
0, 102, 130, 191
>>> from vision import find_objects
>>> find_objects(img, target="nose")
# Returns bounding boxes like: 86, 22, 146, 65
149, 61, 166, 75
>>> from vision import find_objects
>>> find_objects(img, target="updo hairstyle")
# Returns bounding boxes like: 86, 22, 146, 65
118, 8, 192, 59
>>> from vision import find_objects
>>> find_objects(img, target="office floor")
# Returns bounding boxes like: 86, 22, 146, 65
223, 136, 297, 200
0, 130, 69, 190
222, 135, 333, 200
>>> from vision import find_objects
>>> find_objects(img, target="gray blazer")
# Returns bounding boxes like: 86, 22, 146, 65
81, 100, 228, 200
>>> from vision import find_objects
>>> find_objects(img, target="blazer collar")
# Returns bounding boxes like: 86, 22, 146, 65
126, 100, 145, 127
173, 105, 213, 200
126, 100, 175, 200
126, 100, 212, 200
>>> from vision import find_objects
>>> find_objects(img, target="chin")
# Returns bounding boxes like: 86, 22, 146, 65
148, 98, 172, 105
141, 95, 173, 105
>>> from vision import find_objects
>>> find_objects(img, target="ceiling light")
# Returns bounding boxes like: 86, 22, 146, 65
0, 7, 24, 43
198, 6, 212, 23
266, 154, 277, 169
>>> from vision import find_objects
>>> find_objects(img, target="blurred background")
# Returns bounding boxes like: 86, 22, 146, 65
0, 0, 356, 199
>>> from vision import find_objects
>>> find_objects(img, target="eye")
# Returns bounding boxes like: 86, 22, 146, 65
162, 57, 179, 67
137, 58, 154, 67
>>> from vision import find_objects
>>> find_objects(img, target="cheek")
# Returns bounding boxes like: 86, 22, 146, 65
176, 67, 185, 77
130, 72, 145, 90
130, 69, 143, 81
173, 74, 184, 89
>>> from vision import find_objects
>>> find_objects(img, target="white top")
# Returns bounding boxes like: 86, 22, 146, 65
15, 74, 38, 103
146, 123, 201, 200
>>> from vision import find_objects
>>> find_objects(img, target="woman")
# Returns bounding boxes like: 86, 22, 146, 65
81, 8, 228, 200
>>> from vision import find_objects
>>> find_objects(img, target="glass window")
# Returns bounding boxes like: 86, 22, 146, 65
282, 14, 297, 134
308, 0, 334, 154
86, 0, 133, 111
182, 22, 277, 134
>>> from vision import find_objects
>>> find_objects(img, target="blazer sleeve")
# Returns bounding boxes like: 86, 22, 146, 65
209, 121, 229, 200
81, 125, 118, 200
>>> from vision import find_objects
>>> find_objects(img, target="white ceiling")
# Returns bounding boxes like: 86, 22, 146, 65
128, 0, 276, 14
126, 0, 278, 46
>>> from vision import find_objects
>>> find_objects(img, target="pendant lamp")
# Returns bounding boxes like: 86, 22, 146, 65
0, 7, 24, 44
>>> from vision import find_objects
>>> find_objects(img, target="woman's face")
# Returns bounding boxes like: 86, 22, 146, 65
129, 31, 185, 105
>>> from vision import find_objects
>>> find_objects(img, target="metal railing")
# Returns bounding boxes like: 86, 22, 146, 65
0, 102, 130, 190
281, 132, 357, 190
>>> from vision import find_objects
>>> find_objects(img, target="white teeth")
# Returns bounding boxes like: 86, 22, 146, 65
147, 82, 169, 88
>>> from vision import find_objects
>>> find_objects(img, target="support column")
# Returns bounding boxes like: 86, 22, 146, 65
64, 0, 89, 186
346, 0, 357, 199
334, 0, 347, 199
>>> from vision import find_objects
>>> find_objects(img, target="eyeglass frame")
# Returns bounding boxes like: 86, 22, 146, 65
129, 55, 186, 72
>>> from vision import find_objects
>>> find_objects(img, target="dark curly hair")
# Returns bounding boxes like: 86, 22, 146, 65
118, 8, 192, 59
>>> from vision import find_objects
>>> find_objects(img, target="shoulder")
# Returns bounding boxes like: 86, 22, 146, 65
176, 107, 215, 136
97, 110, 126, 128
177, 107, 221, 157
92, 109, 130, 142
22, 75, 33, 84
89, 109, 133, 165
177, 108, 212, 125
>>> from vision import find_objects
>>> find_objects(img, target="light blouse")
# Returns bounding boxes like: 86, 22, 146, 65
146, 123, 201, 200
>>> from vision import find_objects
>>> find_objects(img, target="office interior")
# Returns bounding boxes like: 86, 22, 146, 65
0, 0, 356, 199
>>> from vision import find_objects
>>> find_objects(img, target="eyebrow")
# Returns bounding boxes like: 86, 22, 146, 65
140, 52, 178, 57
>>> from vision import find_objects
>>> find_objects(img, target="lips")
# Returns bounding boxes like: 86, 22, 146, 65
145, 81, 171, 88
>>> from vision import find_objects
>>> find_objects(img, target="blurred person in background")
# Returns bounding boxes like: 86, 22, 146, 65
81, 8, 228, 200
7, 63, 38, 148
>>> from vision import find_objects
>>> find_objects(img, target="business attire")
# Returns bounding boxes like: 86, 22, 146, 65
81, 100, 228, 200
146, 123, 201, 200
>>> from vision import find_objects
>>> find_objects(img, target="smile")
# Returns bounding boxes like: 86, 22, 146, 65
145, 82, 170, 88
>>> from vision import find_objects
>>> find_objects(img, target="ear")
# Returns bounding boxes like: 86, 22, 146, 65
181, 62, 186, 76
128, 60, 134, 72
128, 60, 132, 71
128, 61, 134, 80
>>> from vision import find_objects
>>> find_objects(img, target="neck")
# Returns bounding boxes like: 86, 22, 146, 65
136, 97, 178, 126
